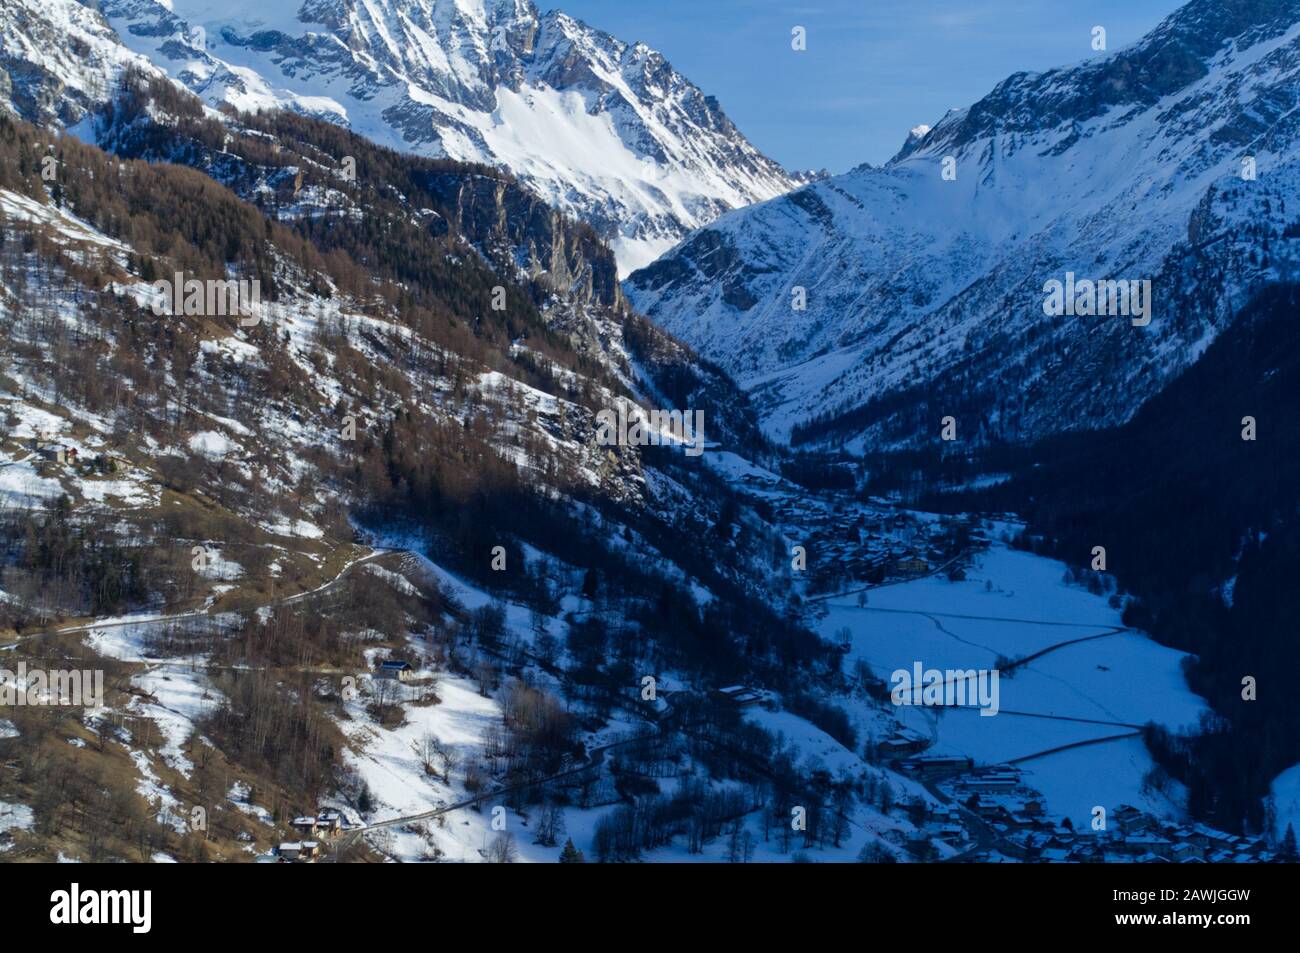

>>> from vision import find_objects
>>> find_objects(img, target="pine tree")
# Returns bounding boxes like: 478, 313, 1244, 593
558, 838, 585, 863
1282, 823, 1298, 861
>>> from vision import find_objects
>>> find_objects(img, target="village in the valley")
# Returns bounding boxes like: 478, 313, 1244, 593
707, 458, 1277, 864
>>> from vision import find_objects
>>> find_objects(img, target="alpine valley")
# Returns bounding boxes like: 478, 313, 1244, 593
0, 0, 1296, 867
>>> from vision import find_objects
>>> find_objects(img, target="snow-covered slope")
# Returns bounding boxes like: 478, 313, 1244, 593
0, 0, 159, 128
627, 0, 1300, 447
76, 0, 795, 274
0, 93, 811, 861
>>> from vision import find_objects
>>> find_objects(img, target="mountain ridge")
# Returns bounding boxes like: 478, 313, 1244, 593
66, 0, 797, 274
626, 0, 1300, 449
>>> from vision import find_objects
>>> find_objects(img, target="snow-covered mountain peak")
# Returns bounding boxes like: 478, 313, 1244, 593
909, 0, 1300, 165
626, 0, 1300, 449
889, 123, 933, 163
58, 0, 797, 274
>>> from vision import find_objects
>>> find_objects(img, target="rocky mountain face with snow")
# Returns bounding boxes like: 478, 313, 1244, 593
0, 0, 149, 125
627, 0, 1300, 450
45, 0, 795, 274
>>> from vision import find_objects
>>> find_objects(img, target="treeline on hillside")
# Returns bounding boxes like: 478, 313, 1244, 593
347, 402, 835, 689
0, 113, 282, 299
588, 699, 896, 861
789, 352, 1009, 449
780, 453, 858, 491
0, 499, 153, 625
98, 70, 620, 405
106, 70, 775, 450
202, 668, 345, 802
5, 88, 611, 427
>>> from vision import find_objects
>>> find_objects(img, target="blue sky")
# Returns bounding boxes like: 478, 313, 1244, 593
550, 0, 1187, 173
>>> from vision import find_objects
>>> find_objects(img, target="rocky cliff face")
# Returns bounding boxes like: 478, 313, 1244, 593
0, 0, 151, 127
416, 168, 623, 312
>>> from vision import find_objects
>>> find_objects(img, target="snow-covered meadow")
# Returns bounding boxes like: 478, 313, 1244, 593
819, 542, 1208, 827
